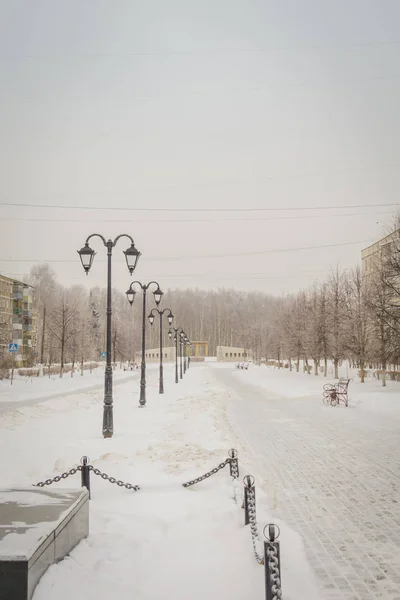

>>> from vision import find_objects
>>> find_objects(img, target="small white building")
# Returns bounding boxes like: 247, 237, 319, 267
216, 346, 252, 362
135, 346, 176, 363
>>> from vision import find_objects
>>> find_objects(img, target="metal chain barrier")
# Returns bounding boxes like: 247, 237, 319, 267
35, 466, 82, 487
182, 458, 231, 488
264, 525, 283, 600
246, 483, 264, 565
182, 450, 239, 488
34, 457, 139, 493
89, 466, 140, 492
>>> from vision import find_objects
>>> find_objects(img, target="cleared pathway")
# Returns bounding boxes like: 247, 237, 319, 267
212, 366, 400, 600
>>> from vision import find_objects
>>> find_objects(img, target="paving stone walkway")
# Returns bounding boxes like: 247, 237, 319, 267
214, 368, 400, 600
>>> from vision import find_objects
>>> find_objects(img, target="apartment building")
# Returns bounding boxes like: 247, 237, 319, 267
0, 274, 13, 359
361, 229, 399, 278
0, 274, 37, 363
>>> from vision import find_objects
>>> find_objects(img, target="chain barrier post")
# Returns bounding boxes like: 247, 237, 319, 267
263, 524, 283, 600
80, 456, 91, 499
243, 475, 255, 525
228, 448, 239, 479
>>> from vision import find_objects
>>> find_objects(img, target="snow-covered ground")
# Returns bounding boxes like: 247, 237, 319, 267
230, 362, 400, 415
210, 363, 400, 600
0, 366, 139, 414
0, 363, 319, 600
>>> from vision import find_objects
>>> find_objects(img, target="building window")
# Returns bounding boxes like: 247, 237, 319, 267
234, 353, 237, 357
225, 353, 228, 357
230, 353, 232, 357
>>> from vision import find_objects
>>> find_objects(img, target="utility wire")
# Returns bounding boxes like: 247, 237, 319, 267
0, 210, 392, 225
0, 239, 370, 263
0, 202, 397, 212
2, 40, 399, 60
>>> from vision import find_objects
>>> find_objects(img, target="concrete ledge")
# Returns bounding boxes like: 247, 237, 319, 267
0, 487, 89, 600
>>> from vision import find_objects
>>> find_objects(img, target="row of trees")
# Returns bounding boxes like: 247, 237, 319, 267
24, 219, 400, 383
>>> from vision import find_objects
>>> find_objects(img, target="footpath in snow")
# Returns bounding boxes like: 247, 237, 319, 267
210, 362, 400, 600
0, 363, 319, 600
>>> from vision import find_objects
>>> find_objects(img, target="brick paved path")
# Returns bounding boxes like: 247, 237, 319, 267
214, 368, 400, 600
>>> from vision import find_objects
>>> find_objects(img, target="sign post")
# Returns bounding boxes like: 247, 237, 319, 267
9, 343, 19, 386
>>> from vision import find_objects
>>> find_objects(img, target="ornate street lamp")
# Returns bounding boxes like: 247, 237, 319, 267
126, 281, 163, 406
186, 339, 191, 369
77, 234, 141, 438
178, 330, 187, 379
183, 336, 190, 372
168, 326, 184, 383
148, 308, 174, 394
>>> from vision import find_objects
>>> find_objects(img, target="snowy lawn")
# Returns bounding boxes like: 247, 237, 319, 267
0, 363, 319, 600
230, 363, 400, 415
0, 365, 139, 406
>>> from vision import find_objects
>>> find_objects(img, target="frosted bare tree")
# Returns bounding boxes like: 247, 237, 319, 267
342, 267, 370, 383
48, 288, 77, 377
27, 264, 57, 365
305, 285, 324, 376
326, 267, 346, 379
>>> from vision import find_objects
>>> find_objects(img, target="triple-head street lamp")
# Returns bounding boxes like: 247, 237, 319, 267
168, 326, 184, 383
148, 308, 174, 394
77, 233, 141, 438
126, 281, 163, 406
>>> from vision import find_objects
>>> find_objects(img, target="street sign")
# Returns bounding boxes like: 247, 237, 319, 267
101, 351, 107, 357
9, 343, 18, 353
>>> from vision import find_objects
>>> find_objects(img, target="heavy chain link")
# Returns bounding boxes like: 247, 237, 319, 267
230, 458, 239, 479
35, 466, 82, 487
89, 466, 140, 491
267, 544, 283, 599
182, 458, 231, 487
246, 486, 264, 565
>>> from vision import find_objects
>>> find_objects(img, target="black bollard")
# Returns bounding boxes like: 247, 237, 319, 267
81, 456, 91, 499
264, 524, 282, 600
243, 475, 255, 525
228, 448, 239, 478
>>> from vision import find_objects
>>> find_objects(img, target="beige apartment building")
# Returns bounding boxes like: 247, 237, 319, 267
361, 230, 399, 278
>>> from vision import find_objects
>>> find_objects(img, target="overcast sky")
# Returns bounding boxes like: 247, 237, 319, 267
0, 0, 399, 296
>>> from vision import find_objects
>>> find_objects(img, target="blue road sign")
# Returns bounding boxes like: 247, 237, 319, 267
101, 351, 107, 357
9, 343, 19, 353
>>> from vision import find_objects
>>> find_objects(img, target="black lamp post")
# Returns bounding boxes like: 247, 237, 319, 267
148, 308, 174, 394
179, 330, 186, 379
186, 340, 191, 369
183, 336, 190, 373
77, 234, 141, 438
168, 326, 184, 383
126, 281, 163, 406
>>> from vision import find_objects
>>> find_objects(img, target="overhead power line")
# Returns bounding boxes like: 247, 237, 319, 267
0, 210, 392, 225
0, 202, 398, 212
2, 40, 399, 61
0, 239, 369, 264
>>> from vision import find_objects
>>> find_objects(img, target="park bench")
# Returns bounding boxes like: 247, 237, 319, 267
323, 378, 350, 407
236, 362, 249, 370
